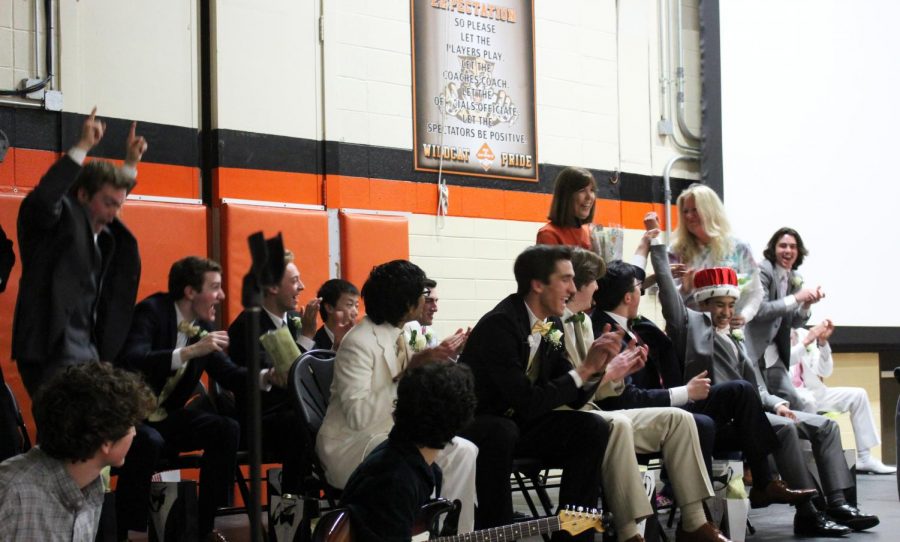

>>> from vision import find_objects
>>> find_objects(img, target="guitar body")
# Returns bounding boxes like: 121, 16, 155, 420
312, 509, 353, 542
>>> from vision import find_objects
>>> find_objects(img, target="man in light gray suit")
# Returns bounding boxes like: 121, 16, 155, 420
744, 228, 823, 408
650, 240, 878, 537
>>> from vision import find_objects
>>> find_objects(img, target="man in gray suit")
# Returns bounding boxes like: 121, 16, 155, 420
650, 240, 878, 536
744, 228, 823, 409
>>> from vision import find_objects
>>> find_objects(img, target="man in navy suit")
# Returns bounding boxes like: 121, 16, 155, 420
117, 256, 284, 542
227, 249, 313, 495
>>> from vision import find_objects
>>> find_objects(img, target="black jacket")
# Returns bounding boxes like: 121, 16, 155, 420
459, 293, 595, 425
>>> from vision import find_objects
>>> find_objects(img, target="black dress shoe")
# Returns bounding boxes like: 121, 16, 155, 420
794, 511, 851, 537
826, 504, 880, 531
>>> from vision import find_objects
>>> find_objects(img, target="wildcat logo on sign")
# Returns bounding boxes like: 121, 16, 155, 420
412, 0, 537, 181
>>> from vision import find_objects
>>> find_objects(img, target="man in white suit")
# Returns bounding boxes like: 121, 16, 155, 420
316, 260, 476, 531
790, 320, 895, 474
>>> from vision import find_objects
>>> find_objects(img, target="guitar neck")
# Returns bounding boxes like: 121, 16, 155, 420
432, 516, 561, 542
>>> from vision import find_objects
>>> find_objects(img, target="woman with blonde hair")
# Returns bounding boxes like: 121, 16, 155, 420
669, 183, 763, 325
536, 166, 597, 249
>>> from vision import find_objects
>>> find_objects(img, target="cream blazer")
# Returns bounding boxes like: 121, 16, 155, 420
316, 316, 405, 488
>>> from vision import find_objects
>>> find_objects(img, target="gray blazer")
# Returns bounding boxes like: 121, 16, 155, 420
652, 244, 785, 411
744, 259, 811, 408
744, 259, 810, 364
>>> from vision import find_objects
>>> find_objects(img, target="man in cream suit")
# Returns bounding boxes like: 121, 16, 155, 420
563, 248, 727, 542
316, 260, 477, 532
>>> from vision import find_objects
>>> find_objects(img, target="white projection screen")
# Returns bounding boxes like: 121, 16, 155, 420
719, 1, 900, 327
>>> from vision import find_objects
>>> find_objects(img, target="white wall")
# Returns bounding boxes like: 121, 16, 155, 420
58, 0, 198, 127
213, 0, 321, 137
720, 0, 900, 327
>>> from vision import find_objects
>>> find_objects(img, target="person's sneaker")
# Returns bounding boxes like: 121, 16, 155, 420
856, 456, 896, 474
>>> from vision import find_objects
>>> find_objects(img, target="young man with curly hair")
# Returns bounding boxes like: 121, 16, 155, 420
316, 260, 476, 531
0, 362, 154, 541
339, 361, 477, 542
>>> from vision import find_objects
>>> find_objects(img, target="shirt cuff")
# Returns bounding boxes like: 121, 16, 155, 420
569, 369, 583, 388
68, 147, 88, 165
297, 335, 315, 351
669, 385, 689, 407
649, 236, 664, 246
171, 349, 184, 371
785, 295, 798, 309
774, 400, 789, 411
631, 254, 648, 269
120, 163, 138, 180
259, 370, 273, 391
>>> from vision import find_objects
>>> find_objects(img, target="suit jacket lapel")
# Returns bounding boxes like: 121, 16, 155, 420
372, 319, 402, 377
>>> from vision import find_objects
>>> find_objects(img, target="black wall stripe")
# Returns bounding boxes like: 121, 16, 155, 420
830, 327, 900, 353
1, 106, 695, 204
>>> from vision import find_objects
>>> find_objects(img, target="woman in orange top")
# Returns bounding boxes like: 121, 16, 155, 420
536, 166, 597, 249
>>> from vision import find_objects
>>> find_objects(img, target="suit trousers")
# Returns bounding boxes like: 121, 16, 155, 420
242, 407, 310, 495
116, 408, 240, 536
17, 358, 90, 399
594, 408, 713, 535
811, 386, 880, 452
766, 411, 854, 496
685, 380, 779, 484
461, 410, 608, 542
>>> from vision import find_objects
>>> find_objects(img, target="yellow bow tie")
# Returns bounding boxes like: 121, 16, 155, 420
177, 320, 202, 339
531, 320, 553, 336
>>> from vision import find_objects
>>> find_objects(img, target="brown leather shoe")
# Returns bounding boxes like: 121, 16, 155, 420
675, 522, 732, 542
749, 479, 817, 509
204, 531, 229, 542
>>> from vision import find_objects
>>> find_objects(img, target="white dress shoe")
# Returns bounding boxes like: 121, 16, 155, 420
856, 456, 897, 474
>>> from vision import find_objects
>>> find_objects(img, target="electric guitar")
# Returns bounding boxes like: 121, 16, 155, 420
313, 501, 604, 542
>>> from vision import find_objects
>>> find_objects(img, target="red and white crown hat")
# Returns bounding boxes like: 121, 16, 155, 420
692, 267, 740, 303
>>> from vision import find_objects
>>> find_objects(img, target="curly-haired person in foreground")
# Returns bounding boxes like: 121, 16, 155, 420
338, 361, 477, 542
0, 362, 154, 542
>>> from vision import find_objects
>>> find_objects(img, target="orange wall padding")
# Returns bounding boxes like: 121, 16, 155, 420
120, 200, 209, 301
0, 194, 208, 438
339, 212, 410, 308
218, 203, 330, 328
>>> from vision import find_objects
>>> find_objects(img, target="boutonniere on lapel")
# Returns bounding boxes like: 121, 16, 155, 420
531, 320, 563, 349
791, 276, 803, 289
730, 328, 744, 342
408, 329, 431, 353
290, 316, 303, 330
565, 312, 585, 325
177, 320, 207, 340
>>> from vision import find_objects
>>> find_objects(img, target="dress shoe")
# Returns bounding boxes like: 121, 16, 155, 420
793, 511, 851, 537
675, 522, 731, 542
856, 456, 897, 474
748, 479, 817, 508
204, 531, 229, 542
826, 504, 880, 531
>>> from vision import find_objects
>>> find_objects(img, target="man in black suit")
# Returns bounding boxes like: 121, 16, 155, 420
116, 256, 284, 542
459, 244, 639, 540
312, 278, 359, 350
227, 249, 312, 495
13, 108, 146, 397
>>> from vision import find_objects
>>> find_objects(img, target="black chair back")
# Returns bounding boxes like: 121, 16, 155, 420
289, 349, 336, 436
5, 383, 31, 453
